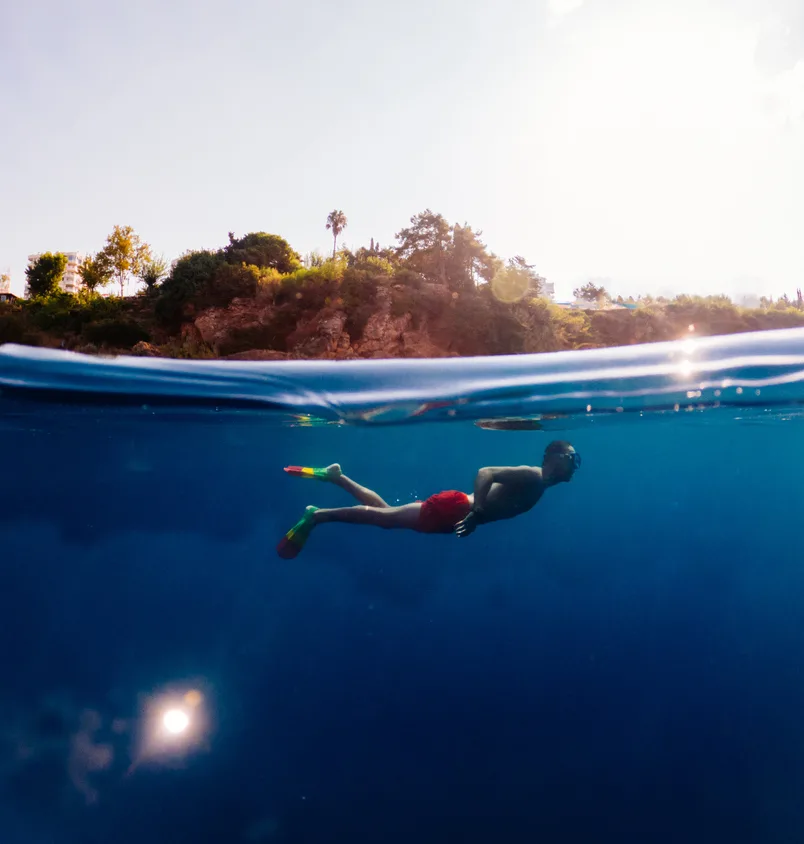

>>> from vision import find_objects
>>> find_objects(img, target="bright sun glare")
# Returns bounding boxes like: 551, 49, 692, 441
163, 709, 190, 735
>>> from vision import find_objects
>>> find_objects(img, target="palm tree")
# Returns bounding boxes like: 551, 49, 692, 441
326, 210, 348, 259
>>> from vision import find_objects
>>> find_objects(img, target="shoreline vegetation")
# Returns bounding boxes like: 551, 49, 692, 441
3, 212, 804, 361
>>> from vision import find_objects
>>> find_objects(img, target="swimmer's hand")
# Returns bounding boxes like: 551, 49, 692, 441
455, 510, 481, 538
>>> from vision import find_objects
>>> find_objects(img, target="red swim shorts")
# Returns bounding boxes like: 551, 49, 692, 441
417, 490, 472, 534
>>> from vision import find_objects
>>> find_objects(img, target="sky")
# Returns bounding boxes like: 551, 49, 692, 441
1, 0, 802, 301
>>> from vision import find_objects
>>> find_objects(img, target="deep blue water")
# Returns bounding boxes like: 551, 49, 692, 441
3, 334, 804, 843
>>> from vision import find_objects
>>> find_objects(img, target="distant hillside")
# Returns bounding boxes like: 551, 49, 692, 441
4, 218, 804, 359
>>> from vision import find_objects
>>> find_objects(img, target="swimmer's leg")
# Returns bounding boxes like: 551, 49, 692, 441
333, 470, 389, 508
285, 463, 389, 508
314, 502, 420, 529
277, 502, 421, 558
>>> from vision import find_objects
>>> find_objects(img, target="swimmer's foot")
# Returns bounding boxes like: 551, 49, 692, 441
277, 506, 319, 559
283, 463, 342, 483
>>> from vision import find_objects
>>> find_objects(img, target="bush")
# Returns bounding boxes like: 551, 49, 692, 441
199, 263, 261, 309
352, 255, 395, 275
223, 232, 301, 273
442, 289, 524, 355
156, 250, 225, 326
75, 291, 125, 320
22, 291, 129, 338
0, 312, 30, 345
26, 292, 83, 333
341, 269, 379, 341
82, 319, 150, 348
546, 304, 593, 349
274, 265, 341, 311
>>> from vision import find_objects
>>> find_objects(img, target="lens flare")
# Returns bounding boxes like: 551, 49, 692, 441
163, 709, 190, 735
184, 690, 203, 708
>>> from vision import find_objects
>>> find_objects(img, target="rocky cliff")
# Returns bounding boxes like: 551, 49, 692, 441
192, 285, 457, 360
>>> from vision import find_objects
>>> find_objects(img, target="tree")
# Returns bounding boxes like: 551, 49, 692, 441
509, 256, 542, 295
395, 210, 453, 284
97, 225, 152, 297
0, 273, 10, 292
158, 250, 223, 308
395, 211, 500, 291
447, 224, 500, 291
573, 282, 609, 305
490, 257, 541, 303
326, 211, 348, 259
139, 255, 169, 293
78, 255, 112, 293
305, 251, 327, 268
223, 232, 301, 273
344, 243, 397, 270
26, 252, 67, 298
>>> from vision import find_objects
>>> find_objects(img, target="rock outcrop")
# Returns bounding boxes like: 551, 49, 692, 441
130, 341, 160, 357
192, 285, 456, 360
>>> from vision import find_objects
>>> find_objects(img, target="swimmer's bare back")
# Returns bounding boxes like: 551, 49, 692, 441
454, 466, 546, 537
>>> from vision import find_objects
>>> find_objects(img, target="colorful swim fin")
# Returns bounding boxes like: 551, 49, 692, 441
284, 466, 331, 480
277, 506, 319, 559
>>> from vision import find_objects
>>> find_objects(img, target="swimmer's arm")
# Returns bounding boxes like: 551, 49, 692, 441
472, 466, 540, 514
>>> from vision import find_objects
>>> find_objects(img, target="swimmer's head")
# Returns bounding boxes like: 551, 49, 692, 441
542, 440, 580, 483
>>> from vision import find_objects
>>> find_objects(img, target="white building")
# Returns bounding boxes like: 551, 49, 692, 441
539, 277, 555, 300
27, 251, 86, 295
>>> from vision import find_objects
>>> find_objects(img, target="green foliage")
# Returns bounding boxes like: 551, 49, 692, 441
157, 233, 302, 326
78, 255, 112, 292
202, 263, 262, 307
345, 246, 397, 275
447, 223, 500, 290
74, 290, 125, 320
510, 299, 593, 352
15, 212, 804, 361
389, 278, 447, 330
139, 254, 168, 292
279, 259, 345, 288
156, 250, 225, 326
305, 250, 328, 268
0, 310, 32, 344
223, 232, 301, 273
26, 252, 68, 298
24, 291, 125, 335
395, 210, 452, 283
274, 265, 340, 312
326, 210, 348, 259
82, 319, 150, 348
491, 257, 541, 303
573, 282, 609, 304
341, 268, 379, 340
25, 291, 81, 333
97, 225, 152, 297
360, 256, 395, 275
442, 288, 525, 355
395, 210, 500, 292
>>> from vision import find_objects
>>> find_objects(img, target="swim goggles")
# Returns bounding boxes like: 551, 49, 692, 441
558, 451, 582, 471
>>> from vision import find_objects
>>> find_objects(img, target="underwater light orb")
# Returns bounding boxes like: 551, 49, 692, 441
163, 709, 190, 735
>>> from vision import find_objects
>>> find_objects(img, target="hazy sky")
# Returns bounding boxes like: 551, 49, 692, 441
1, 0, 802, 299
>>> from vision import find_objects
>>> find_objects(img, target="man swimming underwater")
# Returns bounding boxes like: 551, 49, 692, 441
276, 440, 581, 558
